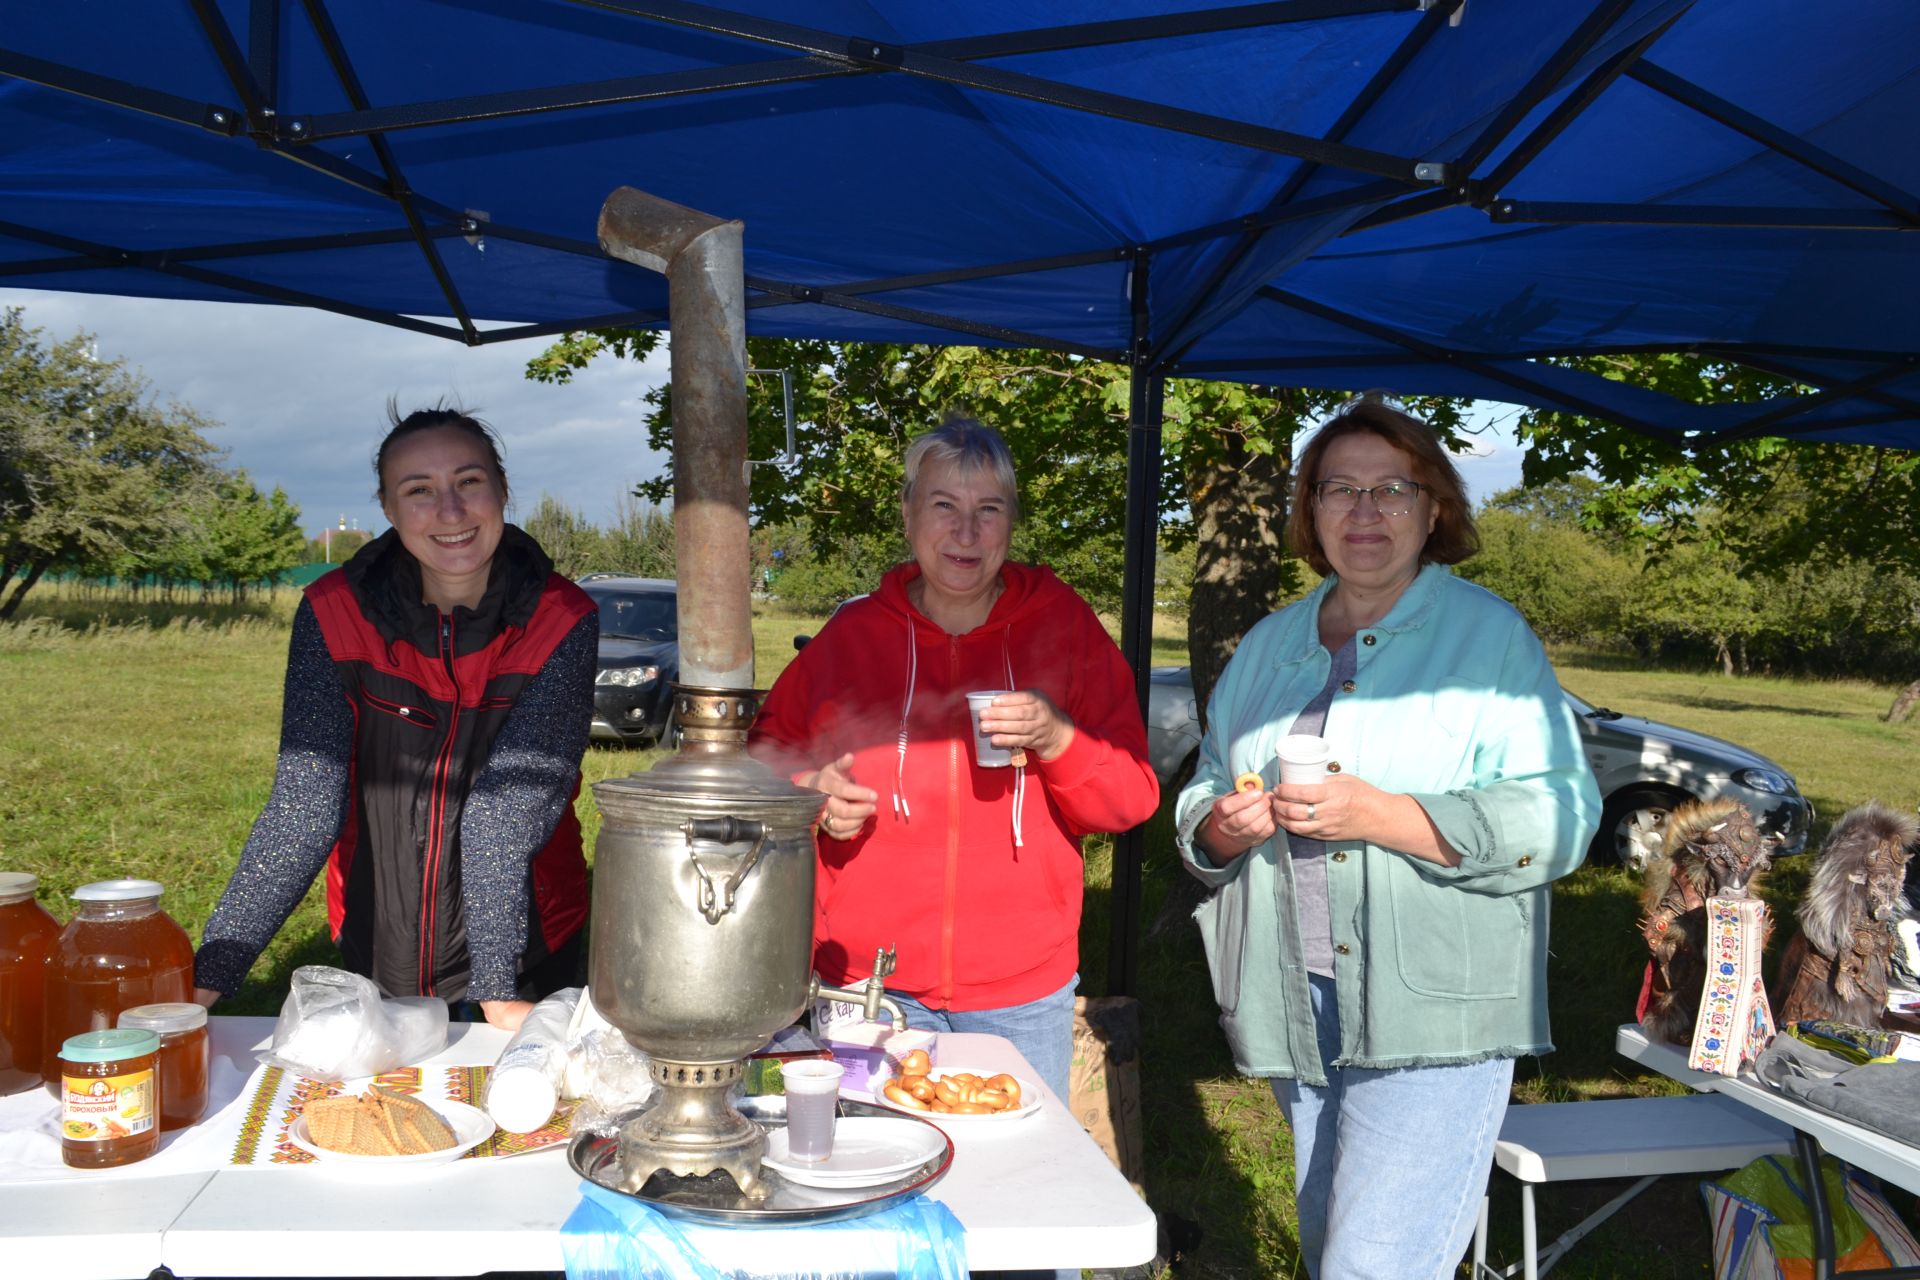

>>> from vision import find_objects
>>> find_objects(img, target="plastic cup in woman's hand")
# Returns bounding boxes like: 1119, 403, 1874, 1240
965, 691, 1014, 767
1276, 734, 1331, 784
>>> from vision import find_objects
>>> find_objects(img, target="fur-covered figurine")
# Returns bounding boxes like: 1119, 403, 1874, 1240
1774, 802, 1918, 1029
1638, 797, 1774, 1045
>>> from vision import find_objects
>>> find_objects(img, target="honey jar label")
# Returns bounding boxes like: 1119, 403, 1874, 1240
62, 1070, 156, 1142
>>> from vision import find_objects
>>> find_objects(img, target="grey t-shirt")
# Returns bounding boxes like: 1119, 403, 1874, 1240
1287, 639, 1356, 977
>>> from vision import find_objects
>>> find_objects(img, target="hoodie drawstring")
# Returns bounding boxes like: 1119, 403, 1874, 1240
892, 622, 916, 823
1004, 629, 1024, 849
891, 617, 1023, 848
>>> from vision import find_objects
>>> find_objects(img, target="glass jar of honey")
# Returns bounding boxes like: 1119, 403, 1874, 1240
41, 880, 194, 1094
1, 872, 60, 1096
59, 1028, 160, 1168
117, 1002, 209, 1130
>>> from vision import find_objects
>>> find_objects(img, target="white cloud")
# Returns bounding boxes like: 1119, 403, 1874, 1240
0, 288, 671, 537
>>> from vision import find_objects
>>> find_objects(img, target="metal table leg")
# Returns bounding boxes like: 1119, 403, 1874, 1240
1798, 1129, 1837, 1280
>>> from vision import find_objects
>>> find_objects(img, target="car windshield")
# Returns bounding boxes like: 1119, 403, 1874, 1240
593, 590, 677, 641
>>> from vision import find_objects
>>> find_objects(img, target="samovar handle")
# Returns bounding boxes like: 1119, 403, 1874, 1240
683, 817, 769, 924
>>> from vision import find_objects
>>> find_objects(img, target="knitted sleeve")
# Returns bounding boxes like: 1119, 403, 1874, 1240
193, 600, 353, 996
456, 610, 598, 1001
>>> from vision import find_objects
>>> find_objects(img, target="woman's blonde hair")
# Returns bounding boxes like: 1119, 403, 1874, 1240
900, 416, 1020, 518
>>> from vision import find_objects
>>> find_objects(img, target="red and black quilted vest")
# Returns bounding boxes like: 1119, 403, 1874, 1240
304, 529, 594, 1000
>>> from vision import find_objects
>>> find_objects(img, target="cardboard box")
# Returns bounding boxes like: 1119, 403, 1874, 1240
1069, 995, 1145, 1191
820, 1024, 939, 1097
742, 1024, 835, 1095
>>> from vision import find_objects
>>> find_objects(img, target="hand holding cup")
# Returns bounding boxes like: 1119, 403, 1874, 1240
969, 689, 1074, 765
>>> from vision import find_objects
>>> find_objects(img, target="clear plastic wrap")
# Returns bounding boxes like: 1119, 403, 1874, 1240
566, 1024, 659, 1135
258, 966, 447, 1080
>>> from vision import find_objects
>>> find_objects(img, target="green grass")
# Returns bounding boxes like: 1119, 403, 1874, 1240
5, 590, 1920, 1276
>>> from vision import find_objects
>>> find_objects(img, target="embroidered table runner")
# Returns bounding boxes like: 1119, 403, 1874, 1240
227, 1063, 574, 1165
1689, 896, 1776, 1076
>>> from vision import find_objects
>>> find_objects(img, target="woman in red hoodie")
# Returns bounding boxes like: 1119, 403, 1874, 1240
750, 419, 1160, 1103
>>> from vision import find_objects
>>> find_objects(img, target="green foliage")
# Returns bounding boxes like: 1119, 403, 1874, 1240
519, 494, 602, 579
301, 527, 373, 565
1459, 504, 1631, 644
762, 525, 902, 615
596, 492, 676, 579
181, 473, 307, 599
0, 307, 301, 613
518, 491, 676, 580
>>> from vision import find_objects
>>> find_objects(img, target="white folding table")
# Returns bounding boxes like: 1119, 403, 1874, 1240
1617, 1023, 1920, 1280
1470, 1092, 1793, 1280
0, 1017, 1157, 1279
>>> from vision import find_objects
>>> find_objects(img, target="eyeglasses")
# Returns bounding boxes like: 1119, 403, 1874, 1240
1311, 481, 1426, 518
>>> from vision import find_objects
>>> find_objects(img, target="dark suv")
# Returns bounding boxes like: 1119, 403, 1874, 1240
580, 575, 678, 746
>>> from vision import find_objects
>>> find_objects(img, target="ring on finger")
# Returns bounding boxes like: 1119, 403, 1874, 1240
1306, 803, 1316, 821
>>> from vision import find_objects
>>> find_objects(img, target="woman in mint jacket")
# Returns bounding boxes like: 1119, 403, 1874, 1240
1176, 399, 1601, 1280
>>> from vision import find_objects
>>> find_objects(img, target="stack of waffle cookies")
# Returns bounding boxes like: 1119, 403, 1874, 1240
303, 1086, 457, 1156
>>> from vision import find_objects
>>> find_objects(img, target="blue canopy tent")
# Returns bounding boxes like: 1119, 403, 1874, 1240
4, 0, 1917, 990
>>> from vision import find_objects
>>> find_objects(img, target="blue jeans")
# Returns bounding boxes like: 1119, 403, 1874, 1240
1271, 972, 1512, 1280
883, 976, 1079, 1109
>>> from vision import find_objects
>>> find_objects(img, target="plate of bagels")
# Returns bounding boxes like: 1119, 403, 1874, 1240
873, 1051, 1041, 1122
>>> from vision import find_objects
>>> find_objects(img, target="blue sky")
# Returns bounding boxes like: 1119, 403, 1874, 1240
2, 287, 1529, 538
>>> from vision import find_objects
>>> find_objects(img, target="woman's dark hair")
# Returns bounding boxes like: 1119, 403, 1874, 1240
1285, 396, 1478, 576
373, 401, 508, 503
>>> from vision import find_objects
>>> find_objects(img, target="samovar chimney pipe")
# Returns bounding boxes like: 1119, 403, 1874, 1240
597, 186, 754, 691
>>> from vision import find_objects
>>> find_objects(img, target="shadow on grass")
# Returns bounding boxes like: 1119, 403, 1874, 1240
1657, 694, 1847, 719
1083, 802, 1305, 1280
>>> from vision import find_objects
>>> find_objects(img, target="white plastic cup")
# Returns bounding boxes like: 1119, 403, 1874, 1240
781, 1059, 845, 1163
965, 691, 1015, 768
1276, 734, 1331, 784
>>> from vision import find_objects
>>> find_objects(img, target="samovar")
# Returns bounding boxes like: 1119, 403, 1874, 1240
590, 686, 901, 1198
587, 186, 900, 1200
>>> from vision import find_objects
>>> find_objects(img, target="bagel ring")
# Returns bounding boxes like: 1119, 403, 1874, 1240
1234, 772, 1265, 794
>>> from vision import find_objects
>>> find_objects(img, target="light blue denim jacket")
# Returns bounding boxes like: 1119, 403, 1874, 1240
1175, 565, 1601, 1085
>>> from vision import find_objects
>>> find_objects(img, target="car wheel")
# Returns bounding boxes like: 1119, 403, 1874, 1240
1592, 785, 1690, 873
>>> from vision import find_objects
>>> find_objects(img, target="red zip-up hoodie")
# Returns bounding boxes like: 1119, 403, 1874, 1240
749, 561, 1159, 1011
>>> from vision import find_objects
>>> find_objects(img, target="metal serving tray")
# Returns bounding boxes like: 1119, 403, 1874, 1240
568, 1095, 954, 1227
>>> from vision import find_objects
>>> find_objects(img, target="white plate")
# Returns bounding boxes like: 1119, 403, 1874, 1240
289, 1096, 495, 1168
870, 1065, 1042, 1123
763, 1117, 947, 1188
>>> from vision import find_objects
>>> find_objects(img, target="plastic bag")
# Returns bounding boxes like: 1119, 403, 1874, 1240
259, 965, 448, 1080
568, 1026, 659, 1136
560, 1180, 968, 1280
1702, 1154, 1920, 1280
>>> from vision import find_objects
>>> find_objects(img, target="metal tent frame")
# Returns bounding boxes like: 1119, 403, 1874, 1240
5, 0, 1918, 992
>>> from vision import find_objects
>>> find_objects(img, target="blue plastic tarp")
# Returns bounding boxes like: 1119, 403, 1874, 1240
2, 0, 1916, 443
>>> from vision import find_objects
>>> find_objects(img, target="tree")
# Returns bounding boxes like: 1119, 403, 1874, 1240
302, 527, 373, 565
192, 473, 306, 601
0, 308, 220, 617
520, 494, 602, 579
1459, 496, 1631, 646
531, 333, 1472, 724
1515, 353, 1920, 716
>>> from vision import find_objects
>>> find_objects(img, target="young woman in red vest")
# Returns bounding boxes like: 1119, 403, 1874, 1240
193, 407, 597, 1031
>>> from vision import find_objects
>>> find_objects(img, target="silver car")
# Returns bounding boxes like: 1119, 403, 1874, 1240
1144, 669, 1811, 872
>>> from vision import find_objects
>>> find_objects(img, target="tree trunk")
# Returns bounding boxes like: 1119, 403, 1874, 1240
1714, 634, 1733, 677
0, 559, 49, 621
1887, 679, 1920, 723
1184, 421, 1294, 734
